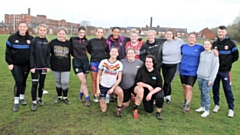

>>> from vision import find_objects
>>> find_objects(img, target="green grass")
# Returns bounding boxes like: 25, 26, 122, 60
0, 34, 240, 135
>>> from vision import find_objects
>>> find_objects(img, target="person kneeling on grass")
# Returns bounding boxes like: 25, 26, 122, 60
133, 55, 164, 120
96, 47, 124, 117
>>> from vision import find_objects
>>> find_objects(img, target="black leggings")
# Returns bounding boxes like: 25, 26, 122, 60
31, 70, 47, 101
162, 64, 178, 96
11, 65, 30, 97
143, 89, 164, 113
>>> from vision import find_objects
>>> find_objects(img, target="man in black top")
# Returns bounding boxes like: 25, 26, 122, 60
212, 26, 239, 117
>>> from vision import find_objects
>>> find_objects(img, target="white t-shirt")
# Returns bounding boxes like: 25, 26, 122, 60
98, 59, 123, 88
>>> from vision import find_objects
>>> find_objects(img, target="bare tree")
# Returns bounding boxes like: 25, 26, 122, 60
80, 20, 91, 27
228, 13, 240, 41
211, 12, 240, 42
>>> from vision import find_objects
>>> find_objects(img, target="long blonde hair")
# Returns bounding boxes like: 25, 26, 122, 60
37, 24, 49, 42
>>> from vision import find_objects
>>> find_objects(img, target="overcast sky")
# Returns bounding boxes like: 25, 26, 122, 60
1, 0, 240, 32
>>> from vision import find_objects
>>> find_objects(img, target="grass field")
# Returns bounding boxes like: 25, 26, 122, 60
0, 34, 240, 135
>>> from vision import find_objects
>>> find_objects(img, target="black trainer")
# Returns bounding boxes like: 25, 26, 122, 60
31, 103, 37, 111
13, 104, 19, 112
55, 98, 62, 104
156, 112, 163, 120
85, 100, 90, 107
20, 99, 27, 106
183, 103, 190, 113
116, 108, 122, 117
37, 99, 44, 106
63, 98, 71, 105
166, 99, 171, 105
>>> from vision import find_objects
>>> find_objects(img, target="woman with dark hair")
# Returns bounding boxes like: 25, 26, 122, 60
180, 33, 204, 113
30, 24, 50, 111
70, 26, 91, 106
96, 47, 124, 117
87, 27, 109, 102
133, 55, 164, 120
5, 22, 33, 112
106, 27, 125, 60
162, 29, 184, 104
50, 27, 72, 104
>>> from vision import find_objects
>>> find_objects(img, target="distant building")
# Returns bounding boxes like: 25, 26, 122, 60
199, 27, 216, 39
0, 22, 8, 34
4, 8, 80, 34
138, 26, 187, 37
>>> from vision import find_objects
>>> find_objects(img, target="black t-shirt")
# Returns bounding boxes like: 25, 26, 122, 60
49, 39, 72, 71
70, 37, 88, 60
135, 66, 162, 88
87, 38, 109, 62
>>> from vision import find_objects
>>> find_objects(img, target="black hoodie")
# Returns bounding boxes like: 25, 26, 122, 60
213, 37, 239, 71
70, 36, 88, 60
140, 38, 165, 70
5, 31, 33, 66
87, 38, 109, 62
30, 36, 50, 69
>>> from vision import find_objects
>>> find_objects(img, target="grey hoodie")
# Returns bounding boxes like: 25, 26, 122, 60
197, 51, 219, 83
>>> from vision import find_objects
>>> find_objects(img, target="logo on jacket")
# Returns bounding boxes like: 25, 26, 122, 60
224, 45, 229, 50
152, 76, 157, 80
15, 40, 19, 43
27, 40, 31, 44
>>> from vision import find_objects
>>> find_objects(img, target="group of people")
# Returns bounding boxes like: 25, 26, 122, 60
5, 22, 238, 120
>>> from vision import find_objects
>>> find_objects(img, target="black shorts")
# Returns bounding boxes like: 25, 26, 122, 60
72, 59, 89, 74
180, 75, 197, 87
123, 85, 135, 103
99, 85, 111, 98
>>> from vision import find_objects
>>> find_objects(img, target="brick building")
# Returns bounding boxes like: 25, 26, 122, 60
0, 22, 8, 34
199, 27, 216, 39
4, 8, 80, 34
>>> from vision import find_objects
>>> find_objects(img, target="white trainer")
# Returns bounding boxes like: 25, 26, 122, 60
195, 107, 205, 112
213, 105, 220, 113
93, 95, 99, 103
201, 111, 210, 117
228, 109, 234, 118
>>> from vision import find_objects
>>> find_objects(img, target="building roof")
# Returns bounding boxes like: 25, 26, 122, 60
0, 22, 8, 27
126, 27, 141, 30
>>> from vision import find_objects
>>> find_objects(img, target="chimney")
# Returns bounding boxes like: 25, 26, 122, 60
146, 25, 148, 30
150, 17, 152, 28
157, 25, 160, 35
28, 8, 30, 15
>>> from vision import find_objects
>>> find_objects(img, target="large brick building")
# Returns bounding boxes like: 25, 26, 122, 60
4, 8, 80, 34
199, 27, 216, 39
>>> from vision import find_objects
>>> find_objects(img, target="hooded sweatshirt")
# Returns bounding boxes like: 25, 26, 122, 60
212, 36, 239, 71
5, 31, 33, 66
30, 36, 50, 69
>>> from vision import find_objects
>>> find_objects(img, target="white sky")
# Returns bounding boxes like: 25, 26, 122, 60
1, 0, 240, 32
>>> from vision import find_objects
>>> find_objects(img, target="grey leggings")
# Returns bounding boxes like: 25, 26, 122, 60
52, 71, 70, 90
